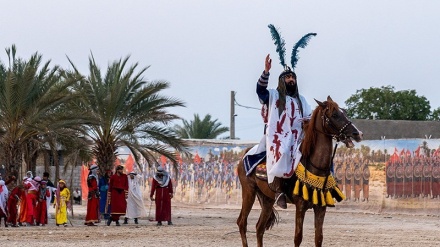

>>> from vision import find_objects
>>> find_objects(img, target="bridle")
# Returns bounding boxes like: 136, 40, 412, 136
320, 107, 353, 142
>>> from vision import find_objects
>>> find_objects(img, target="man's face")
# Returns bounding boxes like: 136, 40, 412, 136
117, 169, 123, 175
284, 73, 296, 85
130, 174, 134, 179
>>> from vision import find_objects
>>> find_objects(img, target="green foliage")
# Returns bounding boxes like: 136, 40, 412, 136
173, 114, 229, 139
69, 54, 188, 172
0, 45, 87, 178
429, 107, 440, 120
345, 86, 431, 120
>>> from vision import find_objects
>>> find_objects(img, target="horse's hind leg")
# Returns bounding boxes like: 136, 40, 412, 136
313, 206, 327, 247
255, 193, 275, 247
237, 184, 257, 247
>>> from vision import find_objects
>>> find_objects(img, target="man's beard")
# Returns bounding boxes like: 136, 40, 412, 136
285, 83, 297, 96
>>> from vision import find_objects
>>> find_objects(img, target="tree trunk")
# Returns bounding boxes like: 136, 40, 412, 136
4, 141, 23, 180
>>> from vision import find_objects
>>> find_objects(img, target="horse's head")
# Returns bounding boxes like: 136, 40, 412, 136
314, 96, 363, 148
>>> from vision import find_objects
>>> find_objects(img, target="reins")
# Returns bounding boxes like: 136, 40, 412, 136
319, 107, 352, 142
305, 105, 346, 189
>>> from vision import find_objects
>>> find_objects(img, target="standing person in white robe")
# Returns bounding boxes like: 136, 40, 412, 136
124, 171, 147, 224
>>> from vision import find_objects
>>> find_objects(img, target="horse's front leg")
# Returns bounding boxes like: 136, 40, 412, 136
313, 205, 327, 247
294, 199, 308, 247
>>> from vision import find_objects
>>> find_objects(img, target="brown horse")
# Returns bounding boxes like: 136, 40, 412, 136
237, 96, 363, 247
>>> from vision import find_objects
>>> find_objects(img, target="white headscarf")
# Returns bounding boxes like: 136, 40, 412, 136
153, 166, 170, 187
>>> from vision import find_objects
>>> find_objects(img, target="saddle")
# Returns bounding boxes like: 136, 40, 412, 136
255, 162, 268, 181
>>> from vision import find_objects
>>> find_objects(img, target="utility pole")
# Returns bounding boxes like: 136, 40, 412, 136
230, 91, 236, 139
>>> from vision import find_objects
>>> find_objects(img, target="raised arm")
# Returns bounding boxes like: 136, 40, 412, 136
256, 54, 271, 105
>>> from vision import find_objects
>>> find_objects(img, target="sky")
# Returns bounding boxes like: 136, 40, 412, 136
1, 1, 439, 141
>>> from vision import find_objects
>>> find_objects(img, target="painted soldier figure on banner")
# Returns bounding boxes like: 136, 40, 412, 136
413, 158, 423, 197
422, 158, 432, 197
432, 160, 440, 198
386, 161, 395, 198
353, 162, 362, 202
345, 161, 353, 201
395, 160, 404, 198
404, 160, 413, 198
335, 162, 345, 194
362, 160, 370, 202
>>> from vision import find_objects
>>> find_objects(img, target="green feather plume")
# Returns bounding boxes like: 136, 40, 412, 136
268, 24, 286, 67
291, 33, 317, 70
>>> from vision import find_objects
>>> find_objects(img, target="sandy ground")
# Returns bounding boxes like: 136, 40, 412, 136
1, 201, 440, 247
2, 169, 440, 247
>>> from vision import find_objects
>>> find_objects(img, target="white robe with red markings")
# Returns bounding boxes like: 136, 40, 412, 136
264, 89, 311, 183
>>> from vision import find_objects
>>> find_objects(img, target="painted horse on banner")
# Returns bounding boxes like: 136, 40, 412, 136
237, 96, 363, 247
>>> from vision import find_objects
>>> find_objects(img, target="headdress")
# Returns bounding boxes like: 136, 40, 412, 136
58, 179, 66, 185
267, 24, 317, 79
154, 166, 170, 187
129, 171, 137, 176
89, 164, 98, 171
267, 24, 316, 116
156, 166, 165, 175
34, 176, 42, 182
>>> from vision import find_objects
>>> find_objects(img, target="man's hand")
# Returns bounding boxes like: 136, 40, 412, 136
150, 197, 155, 201
169, 193, 173, 199
264, 54, 271, 74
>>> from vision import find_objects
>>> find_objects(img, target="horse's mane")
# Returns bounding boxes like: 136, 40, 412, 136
301, 99, 339, 159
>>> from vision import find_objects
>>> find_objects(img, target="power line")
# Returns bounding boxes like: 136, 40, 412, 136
233, 92, 260, 110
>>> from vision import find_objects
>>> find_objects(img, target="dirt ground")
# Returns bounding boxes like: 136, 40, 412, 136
2, 169, 440, 247
0, 201, 439, 247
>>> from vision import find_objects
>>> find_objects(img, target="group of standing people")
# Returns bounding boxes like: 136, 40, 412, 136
0, 171, 71, 227
0, 163, 174, 228
84, 164, 173, 227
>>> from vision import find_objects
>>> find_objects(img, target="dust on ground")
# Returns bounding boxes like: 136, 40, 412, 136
2, 169, 440, 246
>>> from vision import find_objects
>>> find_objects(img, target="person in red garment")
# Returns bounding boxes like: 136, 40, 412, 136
106, 165, 128, 226
35, 181, 50, 226
6, 179, 23, 227
150, 166, 173, 226
85, 164, 100, 226
24, 176, 41, 226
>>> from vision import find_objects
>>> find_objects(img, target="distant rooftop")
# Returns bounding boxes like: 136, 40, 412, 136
352, 119, 440, 140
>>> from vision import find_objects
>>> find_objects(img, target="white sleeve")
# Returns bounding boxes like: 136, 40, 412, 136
299, 95, 312, 117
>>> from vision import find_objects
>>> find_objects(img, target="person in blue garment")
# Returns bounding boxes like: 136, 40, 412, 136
99, 169, 112, 220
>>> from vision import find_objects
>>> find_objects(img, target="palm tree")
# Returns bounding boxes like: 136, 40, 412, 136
173, 113, 229, 139
69, 55, 188, 172
0, 45, 85, 178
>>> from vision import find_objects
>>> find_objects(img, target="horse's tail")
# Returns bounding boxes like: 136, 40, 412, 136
256, 193, 280, 230
265, 207, 279, 230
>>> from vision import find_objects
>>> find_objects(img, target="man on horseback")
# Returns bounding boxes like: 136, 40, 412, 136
256, 54, 312, 209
